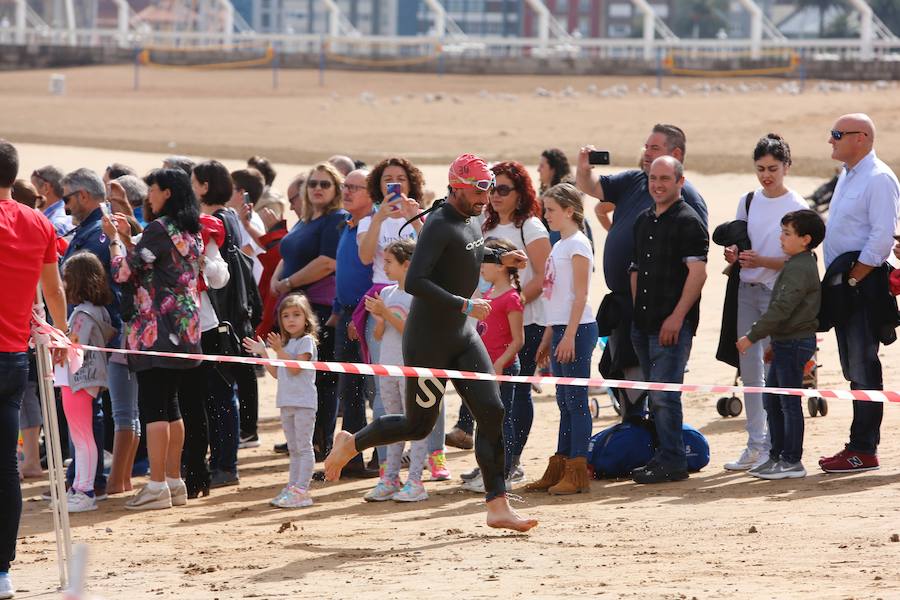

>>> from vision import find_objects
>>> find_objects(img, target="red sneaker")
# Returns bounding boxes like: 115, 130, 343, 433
820, 450, 879, 473
818, 448, 850, 466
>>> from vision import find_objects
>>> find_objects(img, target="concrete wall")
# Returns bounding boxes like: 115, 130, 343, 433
0, 44, 134, 70
2, 43, 899, 81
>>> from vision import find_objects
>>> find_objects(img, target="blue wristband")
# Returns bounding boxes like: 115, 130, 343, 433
462, 299, 474, 315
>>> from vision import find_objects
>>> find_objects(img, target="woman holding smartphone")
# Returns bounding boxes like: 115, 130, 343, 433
354, 157, 444, 476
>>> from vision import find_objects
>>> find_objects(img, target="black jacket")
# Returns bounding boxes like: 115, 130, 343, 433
713, 193, 754, 369
596, 291, 640, 377
819, 251, 899, 345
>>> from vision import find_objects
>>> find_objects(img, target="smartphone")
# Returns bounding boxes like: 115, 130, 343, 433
243, 191, 252, 205
386, 182, 402, 201
100, 201, 112, 216
589, 150, 611, 166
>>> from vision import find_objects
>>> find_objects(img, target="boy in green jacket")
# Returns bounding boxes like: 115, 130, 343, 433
737, 209, 826, 480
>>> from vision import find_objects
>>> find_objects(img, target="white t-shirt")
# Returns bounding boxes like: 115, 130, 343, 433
542, 231, 594, 326
239, 210, 265, 283
276, 335, 318, 409
357, 215, 417, 284
377, 284, 413, 366
484, 217, 549, 327
736, 189, 808, 288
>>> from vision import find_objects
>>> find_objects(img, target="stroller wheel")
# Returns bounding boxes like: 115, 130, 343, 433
808, 397, 819, 417
817, 398, 828, 417
727, 396, 743, 417
716, 397, 728, 417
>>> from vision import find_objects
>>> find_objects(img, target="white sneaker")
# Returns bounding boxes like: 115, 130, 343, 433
508, 465, 526, 484
364, 478, 402, 502
461, 474, 485, 493
124, 484, 172, 511
392, 480, 428, 502
724, 448, 761, 471
66, 490, 98, 513
276, 485, 313, 508
270, 485, 292, 507
0, 573, 15, 599
167, 479, 188, 507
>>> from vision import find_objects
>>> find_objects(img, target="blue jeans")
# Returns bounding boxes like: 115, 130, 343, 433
66, 393, 106, 491
631, 322, 694, 471
365, 314, 386, 464
835, 304, 883, 454
0, 352, 28, 573
336, 309, 371, 468
499, 358, 521, 476
550, 322, 598, 459
108, 361, 139, 433
765, 337, 816, 464
509, 323, 543, 457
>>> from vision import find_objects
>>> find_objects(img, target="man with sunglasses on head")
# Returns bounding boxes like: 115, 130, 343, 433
31, 165, 71, 235
819, 113, 900, 474
325, 154, 537, 532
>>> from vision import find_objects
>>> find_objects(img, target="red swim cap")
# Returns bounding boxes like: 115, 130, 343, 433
448, 154, 494, 190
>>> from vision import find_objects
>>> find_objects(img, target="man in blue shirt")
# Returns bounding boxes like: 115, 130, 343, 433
331, 169, 377, 476
576, 124, 708, 420
819, 113, 900, 474
31, 165, 72, 236
60, 168, 123, 497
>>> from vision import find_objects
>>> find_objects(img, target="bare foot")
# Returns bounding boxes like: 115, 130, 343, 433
323, 431, 358, 481
106, 485, 126, 495
21, 467, 44, 479
485, 496, 538, 532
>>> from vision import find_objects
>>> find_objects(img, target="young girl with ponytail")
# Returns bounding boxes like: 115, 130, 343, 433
462, 237, 525, 493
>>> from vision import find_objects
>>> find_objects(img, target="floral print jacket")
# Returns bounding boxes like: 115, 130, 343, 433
111, 217, 203, 371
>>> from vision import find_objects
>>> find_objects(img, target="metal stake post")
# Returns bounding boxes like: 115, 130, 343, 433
33, 288, 72, 590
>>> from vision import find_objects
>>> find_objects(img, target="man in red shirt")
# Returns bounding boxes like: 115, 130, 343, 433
0, 140, 67, 599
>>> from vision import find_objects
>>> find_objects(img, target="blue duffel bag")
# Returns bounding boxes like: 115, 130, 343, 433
682, 424, 710, 472
588, 419, 655, 479
588, 419, 710, 479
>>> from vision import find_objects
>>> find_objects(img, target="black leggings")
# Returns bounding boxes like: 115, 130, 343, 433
355, 328, 506, 500
137, 368, 183, 424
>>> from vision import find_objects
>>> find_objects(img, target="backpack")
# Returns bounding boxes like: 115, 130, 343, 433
207, 209, 263, 342
588, 418, 711, 479
588, 418, 655, 478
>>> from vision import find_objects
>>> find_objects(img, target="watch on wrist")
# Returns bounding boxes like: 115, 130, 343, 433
847, 276, 858, 287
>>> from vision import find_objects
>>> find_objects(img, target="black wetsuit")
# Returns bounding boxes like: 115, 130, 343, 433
354, 201, 506, 500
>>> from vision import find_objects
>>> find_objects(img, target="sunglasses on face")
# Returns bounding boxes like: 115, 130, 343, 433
830, 130, 867, 141
61, 190, 80, 203
491, 184, 514, 197
306, 180, 333, 190
341, 183, 365, 193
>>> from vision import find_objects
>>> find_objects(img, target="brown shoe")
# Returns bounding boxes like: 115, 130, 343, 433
445, 427, 474, 450
548, 456, 591, 495
523, 454, 566, 492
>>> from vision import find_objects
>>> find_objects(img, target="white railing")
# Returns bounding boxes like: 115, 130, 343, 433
4, 28, 900, 62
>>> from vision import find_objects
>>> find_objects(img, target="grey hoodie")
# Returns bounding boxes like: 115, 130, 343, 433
67, 302, 116, 393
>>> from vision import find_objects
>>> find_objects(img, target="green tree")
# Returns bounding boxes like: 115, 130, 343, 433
671, 0, 730, 38
796, 0, 845, 37
869, 0, 900, 36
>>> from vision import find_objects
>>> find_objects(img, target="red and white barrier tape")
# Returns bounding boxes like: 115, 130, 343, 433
31, 314, 900, 404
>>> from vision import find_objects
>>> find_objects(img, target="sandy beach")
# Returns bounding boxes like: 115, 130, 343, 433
3, 66, 900, 599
